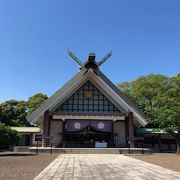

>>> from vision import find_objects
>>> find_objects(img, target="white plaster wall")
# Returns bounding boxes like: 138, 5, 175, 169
113, 121, 126, 147
50, 120, 63, 147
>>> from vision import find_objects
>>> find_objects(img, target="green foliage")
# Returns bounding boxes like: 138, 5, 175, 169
0, 93, 47, 149
0, 100, 28, 126
27, 93, 48, 114
117, 73, 180, 128
157, 105, 180, 135
118, 73, 180, 153
0, 93, 48, 127
0, 123, 19, 150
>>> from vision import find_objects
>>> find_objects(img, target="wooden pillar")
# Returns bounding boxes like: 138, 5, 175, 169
125, 116, 129, 146
30, 133, 33, 146
168, 142, 171, 151
62, 120, 65, 147
152, 136, 155, 150
158, 134, 162, 152
112, 121, 114, 147
128, 112, 134, 146
43, 110, 50, 146
128, 112, 134, 138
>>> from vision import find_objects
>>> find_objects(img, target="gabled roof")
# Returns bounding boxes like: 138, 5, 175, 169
98, 71, 148, 124
27, 66, 148, 126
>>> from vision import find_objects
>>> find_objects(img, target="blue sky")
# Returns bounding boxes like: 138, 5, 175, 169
0, 0, 180, 102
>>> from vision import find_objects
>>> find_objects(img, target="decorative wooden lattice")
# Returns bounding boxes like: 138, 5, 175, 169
55, 81, 121, 113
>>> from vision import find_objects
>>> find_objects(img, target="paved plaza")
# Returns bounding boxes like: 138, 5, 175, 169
34, 154, 180, 180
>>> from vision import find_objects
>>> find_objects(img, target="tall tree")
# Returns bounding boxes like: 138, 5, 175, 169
118, 74, 169, 127
118, 73, 180, 154
0, 93, 48, 127
156, 74, 180, 154
0, 100, 29, 126
0, 123, 19, 149
27, 93, 48, 114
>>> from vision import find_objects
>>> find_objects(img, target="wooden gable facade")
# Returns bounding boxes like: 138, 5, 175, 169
27, 52, 148, 148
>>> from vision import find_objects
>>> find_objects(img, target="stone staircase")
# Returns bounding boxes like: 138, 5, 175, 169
28, 147, 151, 154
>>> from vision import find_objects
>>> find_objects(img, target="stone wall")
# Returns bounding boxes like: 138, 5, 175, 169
50, 120, 63, 147
113, 121, 126, 147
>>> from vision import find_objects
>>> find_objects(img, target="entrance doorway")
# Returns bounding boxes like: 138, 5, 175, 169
63, 119, 113, 148
64, 131, 112, 148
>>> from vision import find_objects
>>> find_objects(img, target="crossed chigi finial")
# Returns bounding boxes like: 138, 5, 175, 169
67, 50, 112, 68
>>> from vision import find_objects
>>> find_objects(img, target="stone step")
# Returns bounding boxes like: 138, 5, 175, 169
28, 147, 151, 154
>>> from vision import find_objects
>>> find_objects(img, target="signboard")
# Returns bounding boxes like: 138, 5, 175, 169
95, 142, 107, 148
35, 135, 53, 141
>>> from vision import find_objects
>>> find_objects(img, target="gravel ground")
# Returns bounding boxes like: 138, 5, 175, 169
131, 153, 180, 172
0, 154, 58, 180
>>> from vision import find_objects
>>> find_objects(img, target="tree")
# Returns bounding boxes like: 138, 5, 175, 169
0, 93, 48, 149
118, 74, 169, 127
118, 73, 180, 154
156, 74, 180, 154
0, 100, 29, 126
27, 93, 48, 114
0, 123, 19, 150
0, 93, 48, 127
157, 105, 180, 154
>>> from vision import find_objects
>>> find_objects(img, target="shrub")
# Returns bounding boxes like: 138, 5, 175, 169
0, 123, 19, 150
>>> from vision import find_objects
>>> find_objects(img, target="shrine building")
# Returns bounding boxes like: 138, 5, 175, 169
27, 51, 148, 148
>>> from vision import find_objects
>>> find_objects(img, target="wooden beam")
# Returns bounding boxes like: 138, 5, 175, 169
43, 110, 50, 136
128, 112, 134, 138
42, 110, 50, 147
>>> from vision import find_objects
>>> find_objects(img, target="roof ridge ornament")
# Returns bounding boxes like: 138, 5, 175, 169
67, 50, 84, 67
97, 51, 112, 67
67, 50, 112, 69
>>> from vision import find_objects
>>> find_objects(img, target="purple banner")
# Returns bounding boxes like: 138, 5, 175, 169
65, 120, 112, 133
